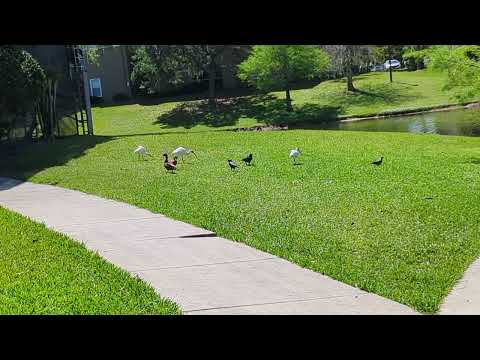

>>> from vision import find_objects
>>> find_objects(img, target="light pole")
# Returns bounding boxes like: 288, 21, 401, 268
388, 48, 393, 83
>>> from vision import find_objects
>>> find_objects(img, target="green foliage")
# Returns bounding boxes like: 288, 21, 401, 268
371, 45, 405, 63
238, 45, 331, 92
80, 46, 101, 66
402, 46, 430, 70
0, 46, 45, 124
131, 45, 168, 92
130, 45, 249, 99
422, 45, 480, 101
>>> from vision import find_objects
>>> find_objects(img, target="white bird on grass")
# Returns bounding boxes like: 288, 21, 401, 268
172, 147, 198, 162
289, 147, 301, 164
134, 145, 152, 160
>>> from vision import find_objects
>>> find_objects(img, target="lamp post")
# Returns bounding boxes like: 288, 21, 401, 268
389, 48, 393, 83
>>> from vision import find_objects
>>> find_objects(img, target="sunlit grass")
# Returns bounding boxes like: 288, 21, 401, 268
0, 207, 181, 314
3, 127, 480, 313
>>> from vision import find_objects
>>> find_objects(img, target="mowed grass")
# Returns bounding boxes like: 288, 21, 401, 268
0, 206, 181, 315
280, 69, 465, 117
3, 127, 480, 313
90, 70, 478, 137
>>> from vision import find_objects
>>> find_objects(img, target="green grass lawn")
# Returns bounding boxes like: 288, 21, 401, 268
90, 70, 478, 137
2, 127, 480, 313
281, 69, 468, 118
2, 69, 480, 314
0, 206, 181, 314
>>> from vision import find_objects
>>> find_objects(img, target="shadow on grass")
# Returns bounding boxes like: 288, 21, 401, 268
395, 81, 419, 87
0, 135, 113, 187
322, 82, 418, 110
468, 158, 480, 165
154, 94, 343, 129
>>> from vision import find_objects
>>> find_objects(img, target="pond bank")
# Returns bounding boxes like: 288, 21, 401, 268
339, 101, 480, 123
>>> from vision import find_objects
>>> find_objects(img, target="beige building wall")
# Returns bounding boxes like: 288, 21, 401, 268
87, 46, 132, 103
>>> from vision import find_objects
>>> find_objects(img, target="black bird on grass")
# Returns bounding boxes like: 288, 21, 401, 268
372, 156, 384, 166
227, 160, 238, 170
242, 153, 253, 165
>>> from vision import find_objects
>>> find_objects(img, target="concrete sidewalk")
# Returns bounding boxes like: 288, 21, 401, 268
438, 258, 480, 315
0, 177, 417, 314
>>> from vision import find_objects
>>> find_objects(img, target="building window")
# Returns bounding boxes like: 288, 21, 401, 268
89, 78, 102, 97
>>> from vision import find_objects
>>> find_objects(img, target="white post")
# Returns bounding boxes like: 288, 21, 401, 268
80, 57, 94, 135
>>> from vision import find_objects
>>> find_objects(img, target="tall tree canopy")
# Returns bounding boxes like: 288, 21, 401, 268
321, 45, 374, 92
131, 45, 250, 108
0, 46, 45, 140
238, 45, 330, 111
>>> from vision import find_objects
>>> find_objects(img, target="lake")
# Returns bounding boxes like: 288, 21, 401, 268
320, 107, 480, 137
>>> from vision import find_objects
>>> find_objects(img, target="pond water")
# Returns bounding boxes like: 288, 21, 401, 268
319, 108, 480, 137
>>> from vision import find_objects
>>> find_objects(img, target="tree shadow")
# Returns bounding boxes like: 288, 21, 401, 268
0, 135, 112, 187
323, 83, 418, 110
154, 94, 343, 129
467, 158, 480, 165
395, 81, 419, 87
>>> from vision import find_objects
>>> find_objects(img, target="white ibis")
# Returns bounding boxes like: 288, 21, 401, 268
134, 145, 152, 160
242, 153, 253, 165
227, 160, 238, 170
289, 148, 301, 164
163, 153, 177, 173
172, 147, 198, 162
372, 156, 384, 166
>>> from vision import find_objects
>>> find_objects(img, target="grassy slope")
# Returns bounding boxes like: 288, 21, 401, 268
91, 70, 477, 137
0, 207, 181, 314
2, 69, 480, 314
282, 70, 464, 117
3, 128, 480, 313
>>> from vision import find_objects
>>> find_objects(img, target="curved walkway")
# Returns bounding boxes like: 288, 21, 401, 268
438, 259, 480, 314
0, 177, 417, 314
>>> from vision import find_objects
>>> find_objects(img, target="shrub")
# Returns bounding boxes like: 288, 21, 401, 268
112, 93, 130, 103
90, 96, 104, 106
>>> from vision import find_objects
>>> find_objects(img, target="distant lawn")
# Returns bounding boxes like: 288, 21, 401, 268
279, 69, 466, 117
0, 207, 180, 315
91, 69, 479, 136
2, 127, 480, 313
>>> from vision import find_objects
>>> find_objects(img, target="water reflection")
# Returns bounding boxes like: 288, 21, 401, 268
322, 108, 480, 137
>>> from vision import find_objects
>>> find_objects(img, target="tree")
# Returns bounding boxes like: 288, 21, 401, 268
81, 46, 100, 66
238, 45, 330, 112
402, 45, 431, 70
421, 45, 480, 101
321, 45, 374, 92
131, 45, 250, 109
34, 68, 63, 143
0, 46, 45, 141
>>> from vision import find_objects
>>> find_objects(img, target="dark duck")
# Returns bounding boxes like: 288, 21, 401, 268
163, 153, 177, 173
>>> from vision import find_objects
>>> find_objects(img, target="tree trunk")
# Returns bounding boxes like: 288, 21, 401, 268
347, 73, 356, 92
285, 88, 293, 112
208, 63, 216, 111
